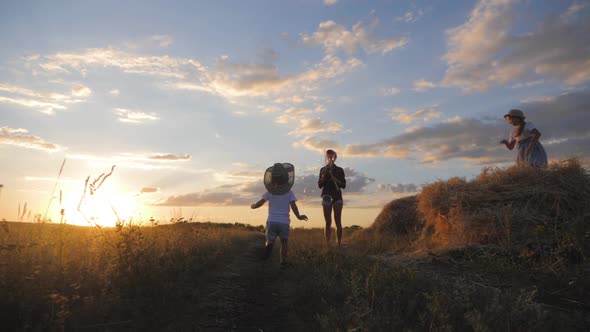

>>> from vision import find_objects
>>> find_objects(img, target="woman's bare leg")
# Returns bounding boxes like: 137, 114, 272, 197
323, 204, 333, 244
334, 203, 343, 245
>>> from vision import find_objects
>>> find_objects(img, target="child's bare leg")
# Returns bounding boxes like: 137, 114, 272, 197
280, 238, 289, 263
263, 241, 274, 259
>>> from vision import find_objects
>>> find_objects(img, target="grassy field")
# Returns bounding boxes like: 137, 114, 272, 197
3, 221, 588, 331
2, 161, 590, 331
0, 221, 260, 331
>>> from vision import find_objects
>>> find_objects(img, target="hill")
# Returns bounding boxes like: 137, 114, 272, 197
366, 159, 590, 263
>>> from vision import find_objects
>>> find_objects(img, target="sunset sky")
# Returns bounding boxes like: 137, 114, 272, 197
1, 0, 589, 228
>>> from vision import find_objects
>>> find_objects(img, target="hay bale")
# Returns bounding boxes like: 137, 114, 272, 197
372, 195, 423, 236
417, 159, 590, 250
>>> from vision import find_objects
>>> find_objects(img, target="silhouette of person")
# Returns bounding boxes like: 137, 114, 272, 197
251, 163, 307, 266
318, 150, 346, 246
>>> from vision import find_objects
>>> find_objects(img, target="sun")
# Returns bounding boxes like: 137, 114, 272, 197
57, 182, 138, 227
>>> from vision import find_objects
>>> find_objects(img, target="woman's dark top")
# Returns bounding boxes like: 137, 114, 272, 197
318, 165, 346, 202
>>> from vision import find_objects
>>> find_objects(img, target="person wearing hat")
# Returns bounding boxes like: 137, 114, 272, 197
500, 109, 548, 167
318, 149, 346, 246
251, 163, 308, 265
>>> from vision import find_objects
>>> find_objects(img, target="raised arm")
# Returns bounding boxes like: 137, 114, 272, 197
500, 139, 516, 150
318, 167, 326, 189
250, 199, 266, 209
289, 201, 308, 221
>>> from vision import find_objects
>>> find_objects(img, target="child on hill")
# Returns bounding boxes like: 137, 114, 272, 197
500, 109, 548, 167
251, 163, 307, 266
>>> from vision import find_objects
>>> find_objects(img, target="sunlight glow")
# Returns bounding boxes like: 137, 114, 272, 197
53, 182, 138, 227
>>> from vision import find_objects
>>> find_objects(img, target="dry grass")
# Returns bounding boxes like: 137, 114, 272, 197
359, 159, 590, 260
0, 221, 259, 331
373, 195, 422, 236
417, 159, 590, 256
284, 229, 579, 331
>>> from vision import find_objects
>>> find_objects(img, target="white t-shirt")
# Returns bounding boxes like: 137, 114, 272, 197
509, 122, 536, 143
262, 191, 297, 224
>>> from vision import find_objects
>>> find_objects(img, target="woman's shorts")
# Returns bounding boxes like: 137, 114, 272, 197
266, 222, 290, 242
322, 195, 343, 206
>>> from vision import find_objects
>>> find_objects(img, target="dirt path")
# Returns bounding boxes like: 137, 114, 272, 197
164, 233, 309, 332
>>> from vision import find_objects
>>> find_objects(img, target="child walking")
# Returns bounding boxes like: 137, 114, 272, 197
251, 163, 307, 266
500, 109, 548, 167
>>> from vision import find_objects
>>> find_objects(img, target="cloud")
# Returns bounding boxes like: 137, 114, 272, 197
27, 43, 362, 104
67, 152, 195, 170
150, 35, 174, 47
395, 10, 425, 23
377, 182, 421, 193
0, 83, 88, 114
158, 192, 233, 206
520, 95, 556, 104
342, 142, 396, 158
148, 154, 191, 161
0, 96, 66, 115
350, 117, 505, 162
518, 90, 590, 145
562, 1, 589, 19
443, 0, 590, 92
109, 89, 120, 96
196, 53, 362, 98
274, 95, 306, 104
511, 79, 545, 88
157, 191, 254, 206
71, 84, 91, 97
413, 79, 437, 92
389, 105, 442, 124
289, 118, 343, 135
296, 54, 363, 84
304, 89, 590, 164
293, 136, 341, 151
302, 19, 408, 55
323, 0, 338, 5
342, 167, 376, 192
381, 87, 401, 96
0, 127, 61, 151
113, 108, 159, 124
212, 170, 260, 183
275, 107, 313, 124
32, 48, 206, 79
140, 186, 159, 193
207, 58, 290, 97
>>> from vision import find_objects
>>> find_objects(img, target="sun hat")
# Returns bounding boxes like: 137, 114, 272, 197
263, 163, 295, 195
504, 109, 525, 120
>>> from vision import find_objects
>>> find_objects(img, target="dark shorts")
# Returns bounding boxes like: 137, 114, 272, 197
322, 195, 343, 206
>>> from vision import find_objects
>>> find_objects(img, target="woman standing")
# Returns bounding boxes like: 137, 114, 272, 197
500, 109, 548, 167
318, 149, 346, 246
